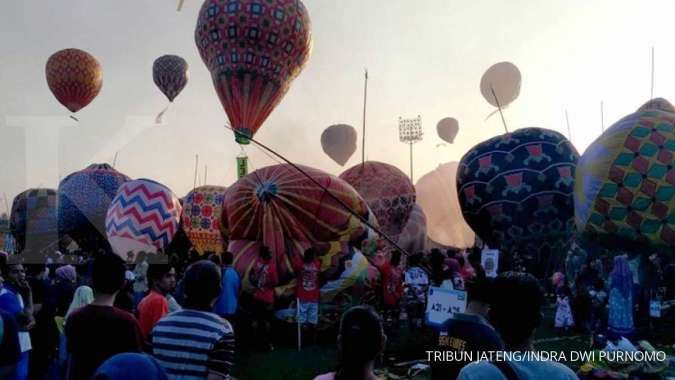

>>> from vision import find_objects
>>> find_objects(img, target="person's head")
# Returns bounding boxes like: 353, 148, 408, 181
303, 248, 316, 263
489, 272, 544, 350
446, 258, 461, 276
390, 250, 401, 267
430, 249, 444, 269
183, 260, 221, 310
336, 306, 386, 379
446, 249, 456, 259
465, 275, 492, 317
92, 254, 127, 296
93, 353, 168, 380
3, 263, 26, 287
260, 246, 271, 262
222, 251, 234, 266
147, 265, 176, 295
55, 265, 77, 283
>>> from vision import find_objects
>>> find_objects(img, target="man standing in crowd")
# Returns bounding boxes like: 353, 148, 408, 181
432, 275, 503, 379
66, 254, 143, 380
404, 252, 429, 329
375, 250, 403, 327
132, 252, 149, 309
214, 251, 240, 324
137, 264, 176, 342
151, 260, 235, 379
0, 262, 34, 380
458, 272, 577, 379
292, 248, 321, 344
0, 308, 22, 378
250, 246, 276, 351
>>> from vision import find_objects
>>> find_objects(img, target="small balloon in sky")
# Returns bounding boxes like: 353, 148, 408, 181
436, 117, 459, 143
321, 124, 357, 166
480, 61, 521, 108
153, 55, 189, 102
45, 48, 103, 114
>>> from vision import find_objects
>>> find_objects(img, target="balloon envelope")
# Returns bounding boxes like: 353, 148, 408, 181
340, 161, 415, 241
224, 164, 373, 292
105, 179, 182, 261
195, 0, 312, 144
575, 98, 675, 250
457, 128, 578, 258
321, 124, 357, 166
480, 61, 521, 108
181, 185, 227, 255
436, 118, 459, 144
416, 163, 475, 248
395, 203, 427, 254
10, 188, 58, 253
58, 164, 130, 250
153, 55, 189, 102
46, 48, 102, 113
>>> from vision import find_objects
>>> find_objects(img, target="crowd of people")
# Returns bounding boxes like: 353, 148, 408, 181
0, 242, 672, 380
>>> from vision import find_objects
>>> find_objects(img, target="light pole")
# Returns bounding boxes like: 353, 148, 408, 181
398, 115, 423, 180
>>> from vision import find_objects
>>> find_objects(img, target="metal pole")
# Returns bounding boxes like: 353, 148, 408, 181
490, 86, 508, 133
651, 47, 655, 100
204, 165, 208, 185
409, 142, 413, 180
565, 110, 572, 141
600, 101, 605, 132
193, 154, 199, 190
362, 69, 368, 166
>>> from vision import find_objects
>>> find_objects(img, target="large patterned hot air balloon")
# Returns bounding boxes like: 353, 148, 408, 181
575, 98, 675, 250
416, 163, 475, 249
224, 164, 373, 294
153, 55, 189, 102
457, 128, 578, 272
46, 48, 103, 113
181, 185, 227, 255
321, 124, 357, 166
339, 161, 416, 242
195, 0, 312, 144
58, 164, 130, 251
10, 188, 58, 253
105, 179, 182, 261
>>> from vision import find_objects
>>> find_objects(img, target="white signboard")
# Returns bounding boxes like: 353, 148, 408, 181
481, 248, 499, 278
425, 286, 467, 326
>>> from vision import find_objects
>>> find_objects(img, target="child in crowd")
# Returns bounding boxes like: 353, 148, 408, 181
555, 285, 575, 333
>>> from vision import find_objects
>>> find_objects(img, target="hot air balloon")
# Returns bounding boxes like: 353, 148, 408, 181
416, 163, 475, 249
575, 98, 675, 250
457, 128, 578, 275
436, 118, 459, 144
395, 203, 427, 254
153, 55, 189, 102
223, 164, 374, 295
46, 48, 103, 114
195, 0, 312, 144
105, 179, 182, 262
480, 61, 521, 109
339, 161, 416, 242
181, 185, 227, 255
10, 188, 58, 253
58, 164, 130, 251
321, 124, 357, 166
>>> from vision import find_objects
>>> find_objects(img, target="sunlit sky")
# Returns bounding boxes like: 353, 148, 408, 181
2, 0, 674, 211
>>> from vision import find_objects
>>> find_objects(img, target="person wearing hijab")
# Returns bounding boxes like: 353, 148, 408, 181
608, 255, 634, 339
92, 353, 167, 380
66, 286, 94, 319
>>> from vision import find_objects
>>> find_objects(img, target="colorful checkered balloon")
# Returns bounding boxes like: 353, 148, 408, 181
153, 55, 189, 102
575, 98, 675, 249
105, 179, 182, 261
195, 0, 312, 144
45, 48, 102, 113
10, 188, 58, 252
181, 185, 227, 255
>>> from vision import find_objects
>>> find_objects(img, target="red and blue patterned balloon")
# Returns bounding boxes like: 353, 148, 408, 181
58, 164, 130, 250
195, 0, 312, 144
457, 128, 579, 258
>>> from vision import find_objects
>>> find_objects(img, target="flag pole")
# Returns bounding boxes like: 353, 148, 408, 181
361, 69, 368, 166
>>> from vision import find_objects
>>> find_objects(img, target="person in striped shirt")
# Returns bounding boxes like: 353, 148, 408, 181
150, 260, 235, 380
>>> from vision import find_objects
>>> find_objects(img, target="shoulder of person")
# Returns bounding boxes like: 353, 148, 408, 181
313, 372, 334, 380
457, 361, 504, 380
544, 361, 577, 378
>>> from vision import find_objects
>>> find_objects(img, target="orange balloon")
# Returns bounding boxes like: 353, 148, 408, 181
46, 48, 103, 113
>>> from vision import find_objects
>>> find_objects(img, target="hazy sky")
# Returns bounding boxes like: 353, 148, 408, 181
2, 0, 675, 211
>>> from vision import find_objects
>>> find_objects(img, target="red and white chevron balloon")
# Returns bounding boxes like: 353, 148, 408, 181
105, 179, 182, 261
